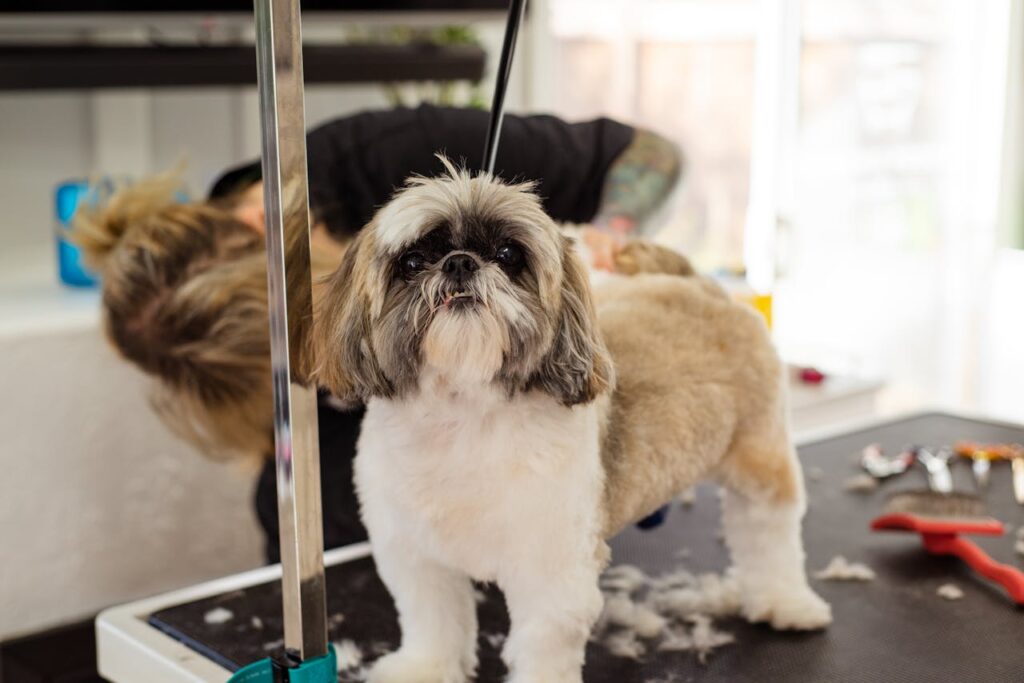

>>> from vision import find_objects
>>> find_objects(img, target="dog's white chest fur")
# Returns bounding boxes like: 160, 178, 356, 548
355, 373, 605, 582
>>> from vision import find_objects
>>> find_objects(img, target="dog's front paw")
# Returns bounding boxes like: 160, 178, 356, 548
742, 586, 832, 631
368, 650, 470, 683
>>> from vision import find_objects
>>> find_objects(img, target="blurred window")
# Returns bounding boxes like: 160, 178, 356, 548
549, 0, 758, 268
547, 0, 1013, 407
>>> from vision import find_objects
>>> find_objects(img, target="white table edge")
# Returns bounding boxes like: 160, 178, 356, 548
96, 542, 372, 683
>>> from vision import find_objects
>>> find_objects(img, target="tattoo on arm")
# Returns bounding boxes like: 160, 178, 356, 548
594, 129, 683, 236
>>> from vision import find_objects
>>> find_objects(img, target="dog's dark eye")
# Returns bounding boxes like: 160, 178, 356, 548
399, 251, 426, 278
495, 243, 524, 268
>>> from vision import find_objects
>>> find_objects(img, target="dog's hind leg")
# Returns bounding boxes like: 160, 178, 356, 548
715, 419, 832, 630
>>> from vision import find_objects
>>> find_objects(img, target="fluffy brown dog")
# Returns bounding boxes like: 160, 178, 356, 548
314, 160, 830, 683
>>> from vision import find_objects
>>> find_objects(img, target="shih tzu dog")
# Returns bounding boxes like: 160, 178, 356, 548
313, 158, 831, 683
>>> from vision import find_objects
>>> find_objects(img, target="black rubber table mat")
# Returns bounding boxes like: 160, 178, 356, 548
149, 412, 1024, 682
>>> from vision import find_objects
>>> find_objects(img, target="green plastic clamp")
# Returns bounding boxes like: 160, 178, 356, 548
226, 644, 337, 683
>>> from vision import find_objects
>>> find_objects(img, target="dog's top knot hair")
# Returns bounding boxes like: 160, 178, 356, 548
435, 153, 463, 181
374, 153, 546, 253
402, 153, 538, 196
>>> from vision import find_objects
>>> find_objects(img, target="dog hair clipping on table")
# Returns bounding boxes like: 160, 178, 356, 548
603, 629, 646, 659
600, 564, 650, 593
813, 556, 876, 582
202, 607, 233, 625
333, 639, 363, 672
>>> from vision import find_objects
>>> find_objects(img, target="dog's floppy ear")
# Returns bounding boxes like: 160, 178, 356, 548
530, 238, 614, 406
312, 230, 391, 403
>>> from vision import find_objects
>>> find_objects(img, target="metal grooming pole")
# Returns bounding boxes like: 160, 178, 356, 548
237, 0, 527, 675
253, 0, 328, 668
482, 0, 528, 174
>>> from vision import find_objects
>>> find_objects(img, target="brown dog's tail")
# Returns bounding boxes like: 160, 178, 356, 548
613, 241, 695, 277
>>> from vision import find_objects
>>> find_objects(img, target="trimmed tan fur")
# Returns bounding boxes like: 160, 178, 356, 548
595, 273, 799, 536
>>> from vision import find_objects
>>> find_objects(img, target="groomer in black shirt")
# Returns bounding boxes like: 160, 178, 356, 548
207, 104, 683, 562
212, 104, 682, 272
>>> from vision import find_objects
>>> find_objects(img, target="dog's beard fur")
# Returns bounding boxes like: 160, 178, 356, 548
423, 309, 506, 386
418, 266, 519, 386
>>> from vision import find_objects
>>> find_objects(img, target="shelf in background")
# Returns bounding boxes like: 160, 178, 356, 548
0, 43, 486, 91
0, 0, 508, 11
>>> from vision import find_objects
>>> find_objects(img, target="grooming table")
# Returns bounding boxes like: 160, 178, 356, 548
97, 413, 1024, 682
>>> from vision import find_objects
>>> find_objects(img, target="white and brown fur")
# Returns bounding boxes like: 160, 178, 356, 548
313, 159, 830, 683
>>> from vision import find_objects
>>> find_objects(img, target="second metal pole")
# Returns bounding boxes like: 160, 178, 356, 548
482, 0, 528, 174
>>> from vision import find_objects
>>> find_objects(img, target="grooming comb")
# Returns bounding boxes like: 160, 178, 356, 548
954, 441, 1024, 503
871, 490, 1024, 605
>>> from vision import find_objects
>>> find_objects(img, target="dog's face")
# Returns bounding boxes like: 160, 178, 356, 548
313, 160, 612, 406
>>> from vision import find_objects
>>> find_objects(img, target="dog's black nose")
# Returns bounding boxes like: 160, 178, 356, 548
442, 253, 478, 282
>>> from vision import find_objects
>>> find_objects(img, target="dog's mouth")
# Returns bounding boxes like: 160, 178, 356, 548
442, 290, 478, 310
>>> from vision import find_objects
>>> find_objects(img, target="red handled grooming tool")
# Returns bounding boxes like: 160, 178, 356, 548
871, 490, 1024, 605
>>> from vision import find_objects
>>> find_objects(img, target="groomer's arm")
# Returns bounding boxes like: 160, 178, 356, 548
582, 129, 682, 270
593, 129, 683, 236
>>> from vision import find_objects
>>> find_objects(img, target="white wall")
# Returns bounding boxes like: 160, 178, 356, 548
0, 93, 94, 253
0, 325, 263, 641
977, 248, 1024, 423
